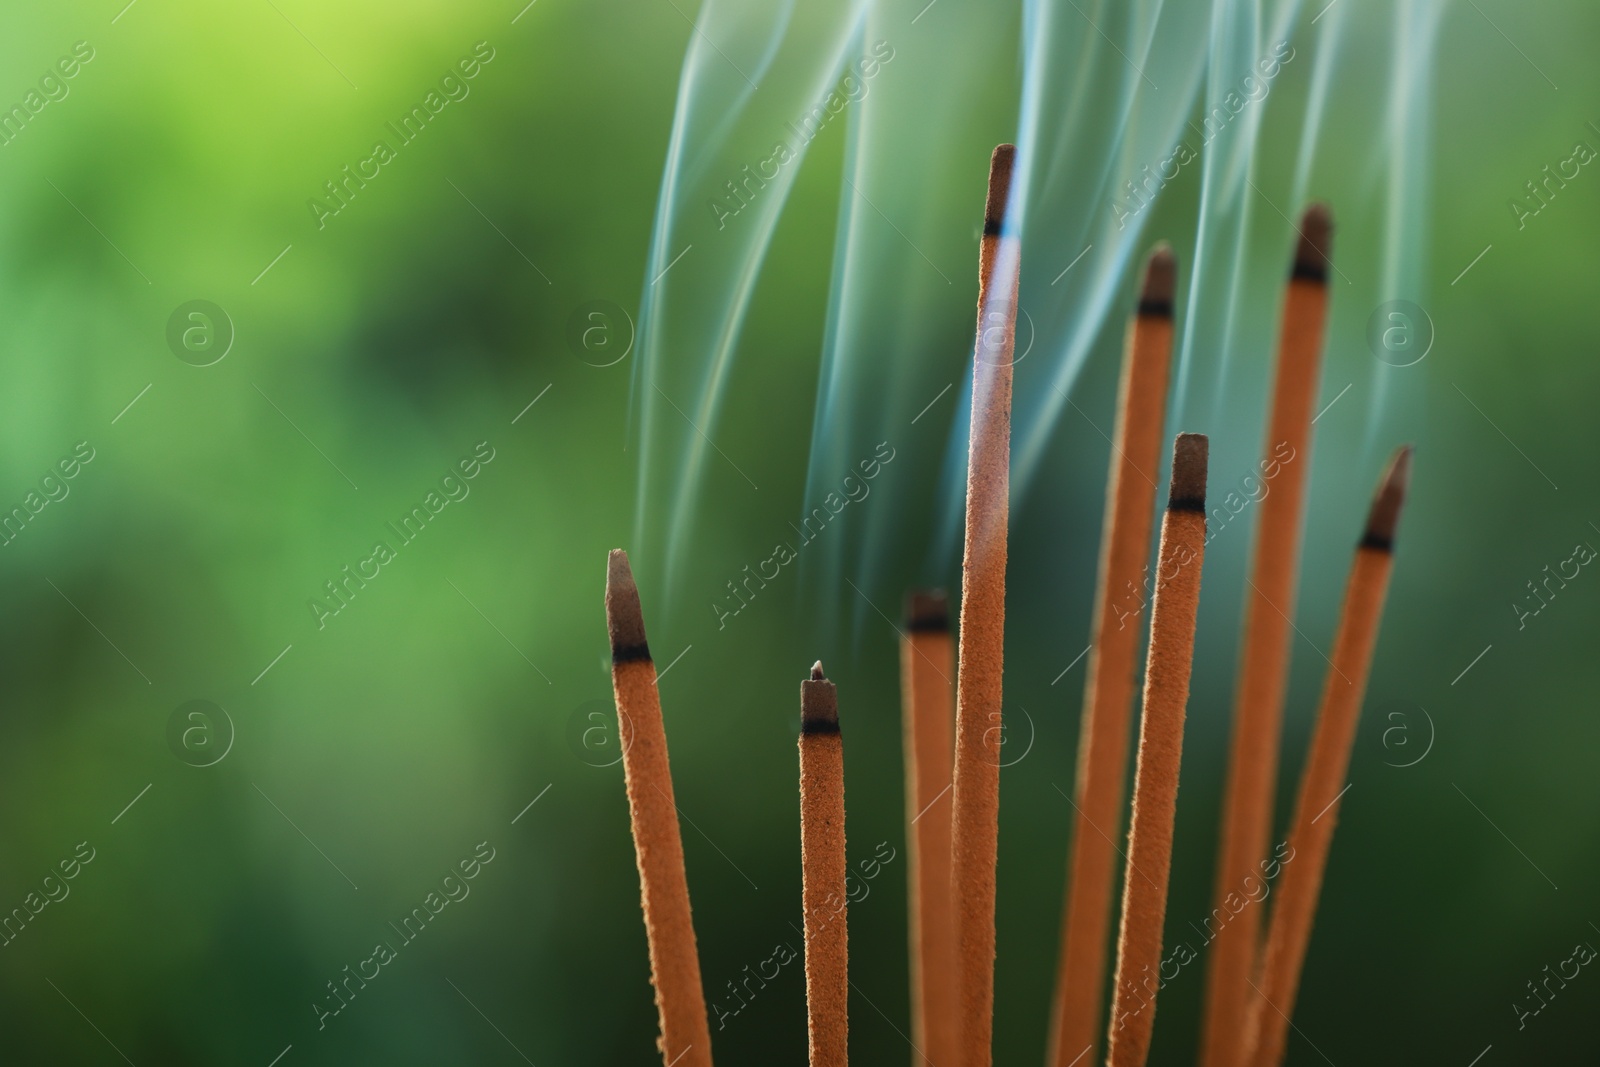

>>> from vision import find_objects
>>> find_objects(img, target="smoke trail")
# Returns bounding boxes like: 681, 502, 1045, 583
633, 0, 1441, 625
1366, 0, 1445, 452
929, 0, 1214, 574
630, 0, 868, 602
795, 0, 1021, 633
1174, 0, 1312, 431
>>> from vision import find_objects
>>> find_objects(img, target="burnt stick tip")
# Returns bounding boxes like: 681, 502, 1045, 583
905, 590, 951, 633
1361, 446, 1413, 551
1138, 242, 1177, 317
801, 662, 839, 734
605, 549, 651, 663
983, 144, 1017, 236
1292, 202, 1334, 282
1168, 433, 1209, 513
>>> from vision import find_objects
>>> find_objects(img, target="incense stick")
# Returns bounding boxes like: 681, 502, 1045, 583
951, 142, 1020, 1067
1047, 245, 1177, 1067
1199, 204, 1333, 1067
1241, 449, 1412, 1067
1105, 433, 1208, 1067
901, 591, 958, 1066
800, 662, 848, 1067
606, 549, 714, 1067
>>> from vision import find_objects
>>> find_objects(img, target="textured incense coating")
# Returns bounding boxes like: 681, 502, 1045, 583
799, 663, 848, 1067
1242, 449, 1410, 1067
901, 591, 957, 1066
1199, 204, 1334, 1067
1047, 245, 1177, 1067
951, 143, 1020, 1067
606, 550, 713, 1067
1105, 434, 1208, 1067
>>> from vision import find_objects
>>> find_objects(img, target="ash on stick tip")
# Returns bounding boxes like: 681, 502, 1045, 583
801, 662, 839, 733
1362, 446, 1413, 551
905, 589, 950, 633
1139, 242, 1177, 317
605, 549, 651, 663
983, 143, 1017, 235
1293, 202, 1334, 282
1168, 433, 1209, 512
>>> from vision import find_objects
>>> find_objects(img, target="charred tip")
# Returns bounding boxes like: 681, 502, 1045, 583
605, 549, 651, 663
1361, 446, 1413, 552
1168, 433, 1209, 512
982, 144, 1017, 236
905, 589, 951, 633
1292, 203, 1334, 282
801, 665, 839, 734
1138, 242, 1177, 317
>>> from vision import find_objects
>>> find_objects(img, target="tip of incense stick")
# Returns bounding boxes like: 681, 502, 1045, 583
1168, 433, 1208, 512
801, 662, 839, 734
1362, 446, 1413, 551
1292, 203, 1334, 282
605, 549, 652, 663
904, 589, 950, 633
1138, 242, 1177, 317
982, 144, 1017, 236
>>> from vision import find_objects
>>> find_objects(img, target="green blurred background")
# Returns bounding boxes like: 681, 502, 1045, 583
0, 0, 1596, 1063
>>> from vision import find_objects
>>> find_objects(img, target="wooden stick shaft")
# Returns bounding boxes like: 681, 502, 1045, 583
801, 726, 849, 1067
1243, 547, 1393, 1067
614, 657, 715, 1067
951, 144, 1019, 1067
1106, 435, 1207, 1067
1105, 510, 1205, 1067
1047, 291, 1173, 1067
902, 607, 957, 1065
1200, 273, 1328, 1067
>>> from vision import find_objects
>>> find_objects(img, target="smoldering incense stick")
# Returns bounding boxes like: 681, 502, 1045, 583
800, 662, 848, 1067
1199, 204, 1334, 1067
1047, 245, 1178, 1067
1242, 449, 1412, 1067
1105, 434, 1208, 1067
951, 142, 1020, 1067
606, 550, 714, 1067
901, 591, 957, 1066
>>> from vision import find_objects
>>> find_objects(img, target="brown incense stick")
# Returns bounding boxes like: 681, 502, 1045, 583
1105, 434, 1208, 1067
800, 662, 848, 1067
1241, 449, 1411, 1067
901, 591, 957, 1066
951, 142, 1020, 1067
1047, 245, 1178, 1067
1199, 204, 1334, 1067
606, 549, 714, 1067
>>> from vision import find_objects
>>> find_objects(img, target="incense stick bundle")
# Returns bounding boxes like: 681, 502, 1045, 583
606, 550, 714, 1067
901, 592, 958, 1066
1242, 449, 1411, 1067
800, 662, 848, 1067
1105, 434, 1208, 1067
1200, 205, 1334, 1067
950, 142, 1021, 1067
1047, 245, 1177, 1067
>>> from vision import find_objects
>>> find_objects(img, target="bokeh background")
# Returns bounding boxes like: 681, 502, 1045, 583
0, 0, 1596, 1064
